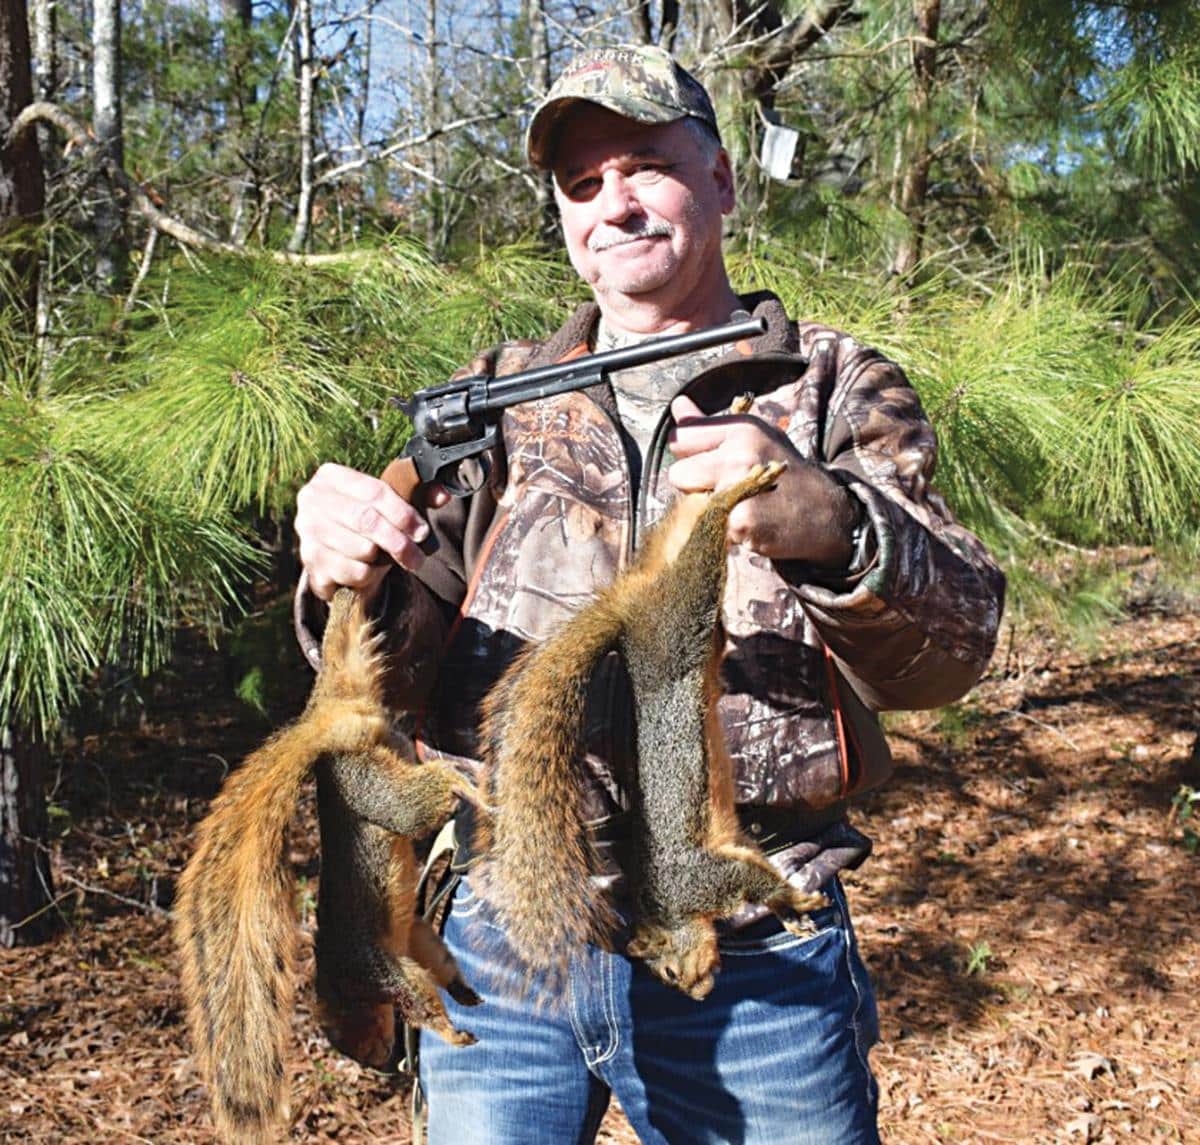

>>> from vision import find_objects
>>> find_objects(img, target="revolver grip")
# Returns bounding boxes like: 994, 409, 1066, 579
377, 456, 439, 556
380, 455, 422, 503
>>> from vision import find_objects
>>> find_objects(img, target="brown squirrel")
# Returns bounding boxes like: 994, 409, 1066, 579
174, 588, 479, 1144
476, 455, 829, 1001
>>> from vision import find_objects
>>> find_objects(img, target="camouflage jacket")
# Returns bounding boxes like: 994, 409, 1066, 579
296, 292, 1005, 875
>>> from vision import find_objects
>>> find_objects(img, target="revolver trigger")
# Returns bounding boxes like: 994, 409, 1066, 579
439, 453, 491, 498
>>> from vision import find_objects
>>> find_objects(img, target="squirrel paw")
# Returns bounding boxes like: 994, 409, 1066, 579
442, 1027, 479, 1048
446, 978, 484, 1007
741, 459, 786, 493
768, 887, 831, 936
708, 460, 787, 515
628, 918, 720, 1000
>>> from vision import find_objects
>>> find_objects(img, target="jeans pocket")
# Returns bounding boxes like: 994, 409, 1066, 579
447, 878, 515, 947
717, 897, 843, 958
448, 878, 485, 919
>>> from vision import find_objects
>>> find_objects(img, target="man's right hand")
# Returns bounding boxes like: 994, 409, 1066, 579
295, 462, 449, 602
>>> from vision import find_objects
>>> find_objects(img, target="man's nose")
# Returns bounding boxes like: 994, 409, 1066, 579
597, 172, 641, 222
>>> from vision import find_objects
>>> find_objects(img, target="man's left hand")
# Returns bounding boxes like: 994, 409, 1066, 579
667, 394, 860, 568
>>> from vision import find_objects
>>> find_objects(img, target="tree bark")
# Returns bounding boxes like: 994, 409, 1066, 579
350, 0, 374, 241
0, 0, 55, 951
661, 0, 680, 51
287, 0, 315, 253
1, 0, 45, 316
703, 0, 854, 224
92, 0, 127, 293
29, 0, 56, 373
30, 0, 56, 163
526, 0, 554, 241
632, 0, 653, 43
222, 0, 257, 244
423, 0, 439, 255
890, 0, 941, 280
0, 727, 56, 947
632, 1, 680, 49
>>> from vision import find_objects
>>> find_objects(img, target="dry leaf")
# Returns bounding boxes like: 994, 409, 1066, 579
1072, 1051, 1114, 1080
1063, 1112, 1103, 1141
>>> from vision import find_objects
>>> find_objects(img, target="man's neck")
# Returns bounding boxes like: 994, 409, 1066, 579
594, 281, 743, 338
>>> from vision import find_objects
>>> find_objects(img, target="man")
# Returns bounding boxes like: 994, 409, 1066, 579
294, 44, 1004, 1144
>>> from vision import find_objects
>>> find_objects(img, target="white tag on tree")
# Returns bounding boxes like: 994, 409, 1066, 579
761, 122, 801, 181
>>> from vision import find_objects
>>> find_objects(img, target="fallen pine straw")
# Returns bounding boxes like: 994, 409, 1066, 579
2, 603, 1197, 1143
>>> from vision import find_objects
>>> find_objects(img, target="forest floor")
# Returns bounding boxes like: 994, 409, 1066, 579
2, 562, 1198, 1144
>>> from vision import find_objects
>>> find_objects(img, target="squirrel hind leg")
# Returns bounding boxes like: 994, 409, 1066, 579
702, 843, 831, 932
384, 955, 478, 1046
766, 886, 832, 934
707, 460, 786, 515
409, 915, 483, 1007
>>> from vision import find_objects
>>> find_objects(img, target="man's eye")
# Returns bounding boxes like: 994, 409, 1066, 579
566, 177, 600, 198
631, 164, 669, 183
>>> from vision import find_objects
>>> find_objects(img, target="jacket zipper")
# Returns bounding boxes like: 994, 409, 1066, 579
581, 387, 639, 570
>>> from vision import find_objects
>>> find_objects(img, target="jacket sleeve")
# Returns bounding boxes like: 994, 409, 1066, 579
777, 326, 1006, 712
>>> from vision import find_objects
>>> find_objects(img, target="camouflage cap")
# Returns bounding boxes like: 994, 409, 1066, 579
526, 44, 719, 170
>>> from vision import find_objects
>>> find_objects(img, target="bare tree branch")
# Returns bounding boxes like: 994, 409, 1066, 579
10, 103, 372, 266
313, 109, 511, 188
118, 222, 157, 324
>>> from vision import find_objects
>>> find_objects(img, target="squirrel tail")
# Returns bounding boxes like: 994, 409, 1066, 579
476, 598, 624, 982
174, 589, 386, 1142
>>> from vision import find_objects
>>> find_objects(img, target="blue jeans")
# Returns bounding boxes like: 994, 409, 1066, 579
419, 875, 880, 1144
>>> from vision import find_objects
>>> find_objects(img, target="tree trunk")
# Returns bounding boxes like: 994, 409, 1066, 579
0, 0, 56, 951
350, 1, 374, 241
661, 1, 680, 51
423, 0, 439, 255
631, 1, 679, 49
890, 0, 941, 281
1, 0, 45, 317
92, 0, 126, 293
703, 0, 853, 226
526, 0, 554, 241
223, 0, 257, 244
30, 0, 56, 159
29, 0, 56, 375
632, 0, 653, 43
287, 0, 315, 253
0, 728, 56, 947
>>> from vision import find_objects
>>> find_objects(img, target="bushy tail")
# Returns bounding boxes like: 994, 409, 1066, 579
476, 600, 624, 981
174, 589, 386, 1142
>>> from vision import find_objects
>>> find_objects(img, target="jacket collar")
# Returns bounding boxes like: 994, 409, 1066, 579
525, 291, 798, 370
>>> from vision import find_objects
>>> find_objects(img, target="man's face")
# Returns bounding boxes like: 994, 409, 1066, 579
551, 106, 735, 321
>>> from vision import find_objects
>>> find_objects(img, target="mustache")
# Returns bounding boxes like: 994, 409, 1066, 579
587, 220, 673, 252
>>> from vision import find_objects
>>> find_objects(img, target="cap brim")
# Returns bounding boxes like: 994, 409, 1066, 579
525, 95, 687, 170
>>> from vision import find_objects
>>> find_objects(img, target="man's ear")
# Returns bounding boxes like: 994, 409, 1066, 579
714, 148, 736, 215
